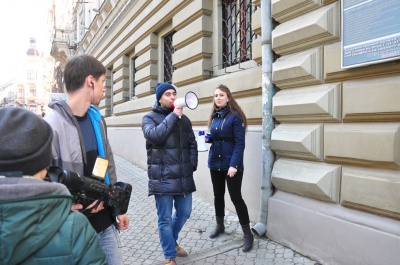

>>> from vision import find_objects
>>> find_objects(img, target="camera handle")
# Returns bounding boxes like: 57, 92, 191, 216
80, 194, 106, 215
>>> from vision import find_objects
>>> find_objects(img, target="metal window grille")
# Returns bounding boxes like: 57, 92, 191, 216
222, 0, 256, 68
131, 56, 137, 97
163, 32, 176, 83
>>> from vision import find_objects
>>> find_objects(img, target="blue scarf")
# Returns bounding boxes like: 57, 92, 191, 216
87, 106, 110, 184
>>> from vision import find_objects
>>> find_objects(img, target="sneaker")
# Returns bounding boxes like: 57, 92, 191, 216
165, 258, 176, 265
175, 244, 188, 257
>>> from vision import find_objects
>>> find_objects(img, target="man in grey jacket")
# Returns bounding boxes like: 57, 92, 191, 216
142, 82, 198, 265
45, 54, 129, 265
0, 107, 107, 265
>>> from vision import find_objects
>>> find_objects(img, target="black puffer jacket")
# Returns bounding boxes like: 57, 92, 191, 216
142, 103, 198, 196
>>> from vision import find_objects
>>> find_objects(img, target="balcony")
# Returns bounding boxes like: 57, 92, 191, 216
50, 28, 76, 64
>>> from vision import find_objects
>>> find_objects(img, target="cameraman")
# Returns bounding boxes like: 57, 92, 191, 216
44, 54, 129, 265
0, 107, 107, 265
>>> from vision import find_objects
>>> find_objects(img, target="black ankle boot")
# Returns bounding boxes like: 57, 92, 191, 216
241, 224, 254, 252
209, 216, 225, 239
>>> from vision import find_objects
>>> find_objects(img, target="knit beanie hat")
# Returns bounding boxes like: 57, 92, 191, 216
156, 82, 176, 103
0, 107, 53, 176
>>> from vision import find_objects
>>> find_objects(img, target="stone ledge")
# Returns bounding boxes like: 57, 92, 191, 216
271, 123, 324, 161
273, 47, 323, 89
272, 0, 322, 23
273, 82, 341, 123
135, 64, 158, 84
173, 59, 212, 87
113, 66, 129, 83
272, 2, 339, 56
113, 79, 130, 94
324, 123, 400, 169
173, 0, 213, 31
173, 37, 213, 68
343, 75, 400, 122
272, 158, 341, 203
174, 16, 213, 50
341, 166, 400, 220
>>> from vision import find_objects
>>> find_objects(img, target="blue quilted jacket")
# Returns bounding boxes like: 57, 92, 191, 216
208, 106, 245, 171
142, 103, 198, 196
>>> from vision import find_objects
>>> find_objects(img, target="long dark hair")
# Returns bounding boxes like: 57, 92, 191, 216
207, 84, 247, 130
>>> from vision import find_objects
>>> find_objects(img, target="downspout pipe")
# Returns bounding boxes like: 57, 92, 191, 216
251, 0, 275, 237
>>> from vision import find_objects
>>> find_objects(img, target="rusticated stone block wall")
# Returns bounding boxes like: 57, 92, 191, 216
269, 0, 400, 221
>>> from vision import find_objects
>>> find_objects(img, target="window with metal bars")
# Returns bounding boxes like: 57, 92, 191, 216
131, 56, 137, 98
222, 0, 256, 68
163, 32, 176, 83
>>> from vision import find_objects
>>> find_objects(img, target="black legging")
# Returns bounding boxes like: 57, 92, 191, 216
210, 169, 250, 225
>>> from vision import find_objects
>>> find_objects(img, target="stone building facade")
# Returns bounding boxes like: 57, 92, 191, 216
267, 0, 400, 264
49, 0, 400, 264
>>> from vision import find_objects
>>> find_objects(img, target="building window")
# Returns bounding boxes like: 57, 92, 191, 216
30, 86, 36, 97
131, 55, 137, 98
163, 31, 175, 83
108, 68, 114, 116
222, 0, 256, 68
18, 86, 24, 98
78, 8, 85, 41
27, 70, 35, 80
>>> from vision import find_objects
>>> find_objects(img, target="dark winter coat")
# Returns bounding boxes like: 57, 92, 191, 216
0, 177, 107, 265
142, 102, 198, 196
208, 106, 245, 171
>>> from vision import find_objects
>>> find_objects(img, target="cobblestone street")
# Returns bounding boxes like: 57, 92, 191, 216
115, 155, 318, 265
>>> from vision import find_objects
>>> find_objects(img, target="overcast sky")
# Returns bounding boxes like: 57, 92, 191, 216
0, 0, 52, 84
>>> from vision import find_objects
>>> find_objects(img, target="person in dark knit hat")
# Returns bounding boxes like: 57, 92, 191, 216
156, 82, 176, 104
142, 82, 197, 265
0, 107, 107, 265
0, 107, 52, 176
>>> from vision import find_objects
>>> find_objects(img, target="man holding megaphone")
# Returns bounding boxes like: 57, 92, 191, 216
142, 82, 198, 265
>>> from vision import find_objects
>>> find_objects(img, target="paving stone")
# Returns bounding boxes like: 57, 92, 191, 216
114, 155, 319, 265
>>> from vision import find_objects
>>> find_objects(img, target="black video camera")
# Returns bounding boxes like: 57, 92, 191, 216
46, 166, 132, 215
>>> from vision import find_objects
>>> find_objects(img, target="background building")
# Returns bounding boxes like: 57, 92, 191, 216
0, 38, 53, 115
0, 80, 16, 107
49, 0, 400, 264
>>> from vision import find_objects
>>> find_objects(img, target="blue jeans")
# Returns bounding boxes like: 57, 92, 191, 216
155, 194, 192, 259
98, 224, 122, 265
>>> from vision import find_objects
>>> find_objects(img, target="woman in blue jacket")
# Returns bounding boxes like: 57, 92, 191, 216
206, 84, 254, 252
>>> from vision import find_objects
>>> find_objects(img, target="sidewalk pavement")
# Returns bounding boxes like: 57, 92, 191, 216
115, 155, 319, 265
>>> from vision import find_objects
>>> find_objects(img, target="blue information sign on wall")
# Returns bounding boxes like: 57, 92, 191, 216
342, 0, 400, 68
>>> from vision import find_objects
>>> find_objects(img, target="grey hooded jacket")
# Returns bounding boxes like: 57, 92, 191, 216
44, 100, 117, 183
